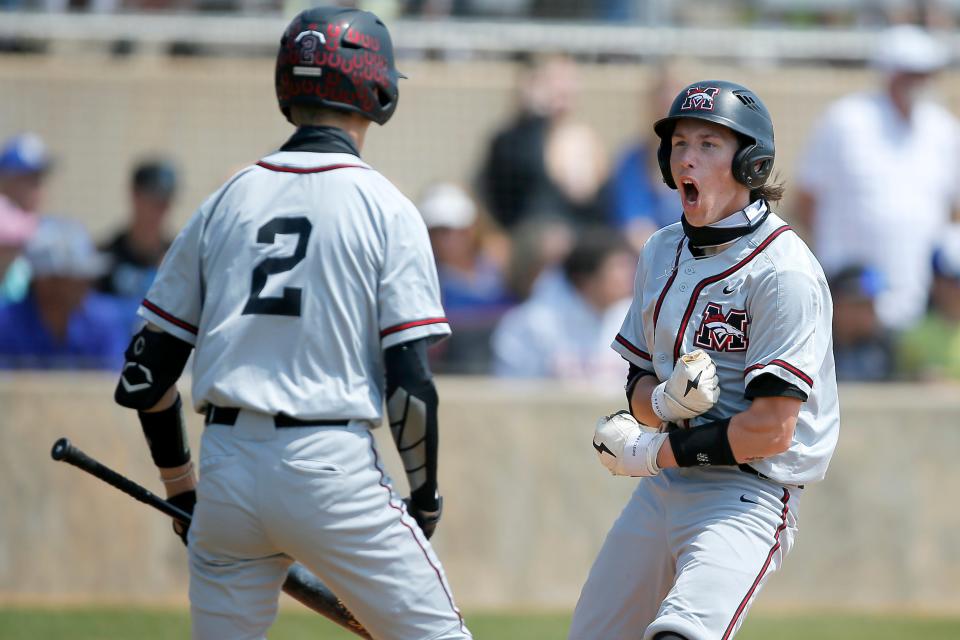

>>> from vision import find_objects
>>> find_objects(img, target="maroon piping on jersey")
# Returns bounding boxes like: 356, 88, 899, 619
142, 299, 198, 335
614, 334, 651, 361
744, 360, 814, 388
722, 488, 790, 640
672, 225, 793, 364
255, 161, 369, 174
381, 317, 448, 338
652, 237, 686, 331
367, 432, 466, 633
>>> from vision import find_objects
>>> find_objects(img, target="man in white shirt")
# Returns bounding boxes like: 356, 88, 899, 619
795, 24, 959, 330
492, 228, 635, 384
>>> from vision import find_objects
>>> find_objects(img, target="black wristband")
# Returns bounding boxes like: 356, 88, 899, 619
138, 394, 191, 468
668, 418, 737, 467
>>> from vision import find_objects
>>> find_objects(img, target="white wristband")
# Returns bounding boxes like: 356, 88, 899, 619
620, 432, 668, 477
160, 462, 194, 484
650, 383, 672, 423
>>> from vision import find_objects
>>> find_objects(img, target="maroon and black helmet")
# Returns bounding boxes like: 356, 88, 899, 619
275, 7, 404, 126
654, 80, 775, 190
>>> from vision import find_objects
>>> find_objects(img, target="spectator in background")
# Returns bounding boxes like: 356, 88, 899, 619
492, 227, 635, 383
0, 218, 130, 370
0, 132, 52, 304
420, 182, 514, 373
0, 196, 38, 306
829, 265, 897, 382
478, 53, 609, 232
899, 226, 960, 380
504, 215, 575, 301
607, 64, 684, 251
795, 24, 958, 332
96, 158, 177, 301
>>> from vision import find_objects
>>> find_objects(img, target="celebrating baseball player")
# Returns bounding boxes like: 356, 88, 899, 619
111, 7, 470, 640
569, 81, 839, 640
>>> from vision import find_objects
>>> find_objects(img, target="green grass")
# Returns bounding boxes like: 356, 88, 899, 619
1, 608, 959, 639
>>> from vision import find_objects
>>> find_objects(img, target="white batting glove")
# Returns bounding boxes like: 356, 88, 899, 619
650, 350, 720, 423
592, 410, 669, 477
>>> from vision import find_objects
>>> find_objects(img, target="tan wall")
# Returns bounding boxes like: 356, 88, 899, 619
4, 54, 960, 238
2, 374, 960, 613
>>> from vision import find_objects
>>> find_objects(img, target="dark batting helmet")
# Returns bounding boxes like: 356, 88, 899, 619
653, 80, 774, 189
275, 7, 404, 126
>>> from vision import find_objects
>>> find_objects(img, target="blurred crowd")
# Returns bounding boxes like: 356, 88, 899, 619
1, 23, 959, 386
2, 0, 958, 29
0, 133, 177, 370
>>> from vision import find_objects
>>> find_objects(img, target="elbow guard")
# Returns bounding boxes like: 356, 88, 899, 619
115, 326, 193, 410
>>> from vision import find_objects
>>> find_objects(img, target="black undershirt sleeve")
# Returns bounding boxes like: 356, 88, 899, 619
745, 373, 808, 401
384, 338, 440, 510
625, 362, 656, 414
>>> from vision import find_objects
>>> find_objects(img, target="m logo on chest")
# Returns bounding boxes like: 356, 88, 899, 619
693, 302, 749, 352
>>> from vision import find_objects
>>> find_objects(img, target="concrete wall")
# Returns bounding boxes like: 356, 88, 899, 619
4, 54, 960, 238
2, 374, 960, 613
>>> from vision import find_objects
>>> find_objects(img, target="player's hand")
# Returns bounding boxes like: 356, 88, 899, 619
404, 494, 443, 540
651, 350, 720, 423
167, 490, 196, 546
593, 410, 668, 477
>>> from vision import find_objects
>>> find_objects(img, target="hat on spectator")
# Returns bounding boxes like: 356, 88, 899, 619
132, 158, 178, 198
24, 217, 108, 279
828, 265, 885, 300
419, 183, 477, 230
0, 133, 52, 176
872, 25, 948, 74
932, 225, 960, 280
0, 195, 38, 248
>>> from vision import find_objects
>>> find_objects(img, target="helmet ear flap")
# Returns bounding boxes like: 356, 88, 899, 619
733, 142, 774, 189
657, 134, 677, 189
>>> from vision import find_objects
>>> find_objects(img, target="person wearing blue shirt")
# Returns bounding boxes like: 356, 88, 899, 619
0, 217, 132, 370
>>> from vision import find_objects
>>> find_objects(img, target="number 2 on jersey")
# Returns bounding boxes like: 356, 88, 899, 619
242, 217, 313, 317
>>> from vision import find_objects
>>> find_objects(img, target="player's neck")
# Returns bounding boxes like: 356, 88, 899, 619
293, 115, 371, 152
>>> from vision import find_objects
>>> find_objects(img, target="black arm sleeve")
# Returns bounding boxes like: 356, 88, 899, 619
384, 338, 440, 510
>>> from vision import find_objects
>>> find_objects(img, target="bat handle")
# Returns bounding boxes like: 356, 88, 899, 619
51, 437, 72, 461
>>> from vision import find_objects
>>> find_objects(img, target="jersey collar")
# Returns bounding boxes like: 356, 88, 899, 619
682, 199, 769, 250
280, 126, 361, 158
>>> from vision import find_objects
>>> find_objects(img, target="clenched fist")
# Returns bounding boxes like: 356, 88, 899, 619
650, 350, 720, 423
593, 410, 668, 477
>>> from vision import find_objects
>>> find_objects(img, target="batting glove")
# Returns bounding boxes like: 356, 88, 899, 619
650, 349, 720, 423
167, 489, 196, 547
593, 410, 668, 477
404, 495, 443, 540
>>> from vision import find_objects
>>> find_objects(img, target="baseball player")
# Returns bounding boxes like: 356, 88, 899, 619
111, 8, 470, 640
569, 81, 840, 640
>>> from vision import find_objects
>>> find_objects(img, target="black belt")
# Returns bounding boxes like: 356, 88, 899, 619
205, 406, 349, 428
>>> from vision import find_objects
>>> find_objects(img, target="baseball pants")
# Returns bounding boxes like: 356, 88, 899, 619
188, 412, 470, 640
569, 466, 801, 640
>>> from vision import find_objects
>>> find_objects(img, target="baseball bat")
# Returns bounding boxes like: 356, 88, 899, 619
50, 437, 372, 639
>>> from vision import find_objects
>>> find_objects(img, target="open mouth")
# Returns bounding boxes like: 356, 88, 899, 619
680, 178, 700, 207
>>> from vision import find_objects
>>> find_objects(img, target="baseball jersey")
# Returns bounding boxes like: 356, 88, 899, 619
138, 134, 450, 423
613, 202, 839, 484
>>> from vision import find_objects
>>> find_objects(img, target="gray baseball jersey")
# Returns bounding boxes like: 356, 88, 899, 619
571, 202, 836, 640
612, 204, 839, 484
139, 150, 450, 423
142, 138, 468, 640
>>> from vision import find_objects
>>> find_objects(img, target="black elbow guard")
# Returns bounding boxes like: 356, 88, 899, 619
115, 327, 193, 410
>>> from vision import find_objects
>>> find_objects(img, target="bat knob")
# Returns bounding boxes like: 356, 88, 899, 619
51, 437, 71, 461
